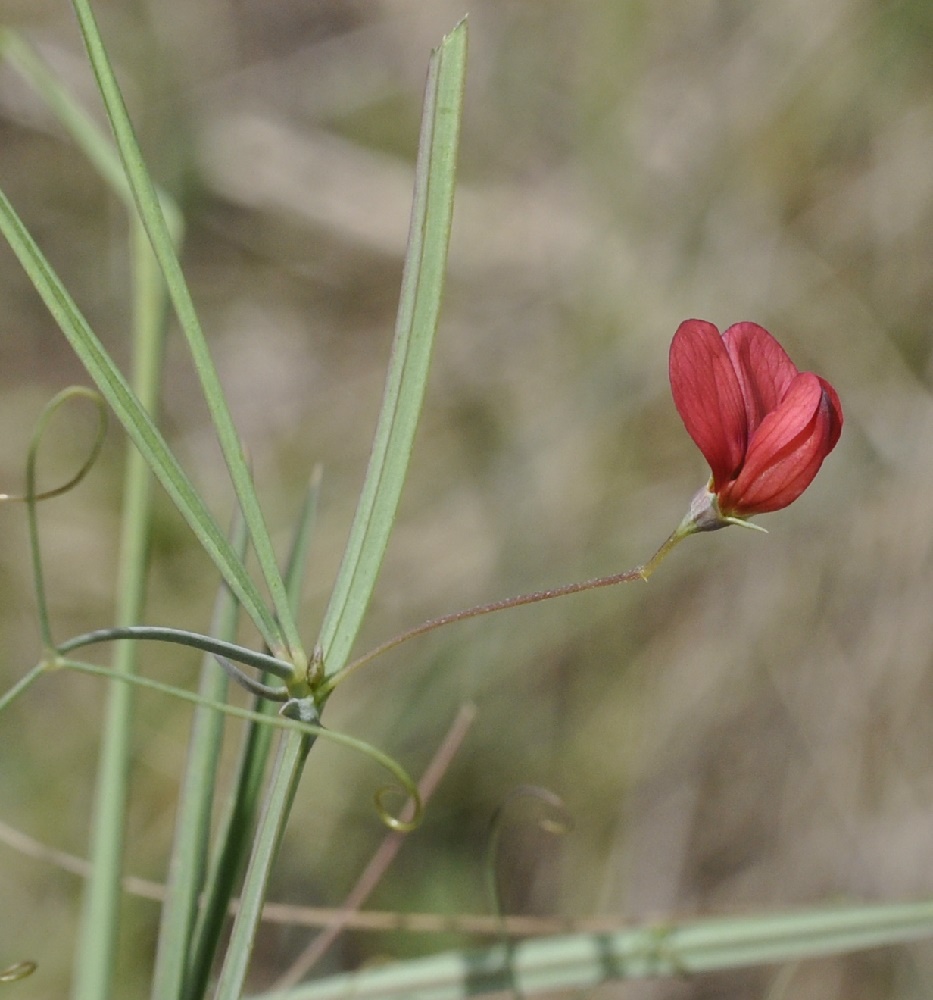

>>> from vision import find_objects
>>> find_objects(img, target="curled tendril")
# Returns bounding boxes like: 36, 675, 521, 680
39, 654, 422, 832
0, 961, 36, 983
485, 785, 574, 923
278, 695, 421, 831
0, 387, 107, 505
374, 782, 422, 834
1, 387, 109, 651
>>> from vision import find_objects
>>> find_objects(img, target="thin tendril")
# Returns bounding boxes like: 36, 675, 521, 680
320, 524, 692, 696
484, 786, 573, 1000
52, 656, 420, 831
269, 703, 476, 990
485, 785, 573, 924
0, 961, 37, 983
0, 663, 46, 715
9, 388, 108, 651
0, 387, 107, 504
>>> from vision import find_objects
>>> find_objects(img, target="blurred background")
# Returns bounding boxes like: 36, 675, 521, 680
1, 1, 931, 997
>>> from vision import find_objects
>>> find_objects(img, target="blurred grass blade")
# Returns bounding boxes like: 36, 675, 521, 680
0, 36, 185, 994
70, 0, 302, 663
0, 185, 280, 650
184, 474, 322, 1000
0, 28, 181, 238
248, 898, 933, 1000
71, 221, 164, 1000
282, 466, 324, 616
318, 17, 467, 676
150, 506, 249, 1000
212, 22, 467, 1000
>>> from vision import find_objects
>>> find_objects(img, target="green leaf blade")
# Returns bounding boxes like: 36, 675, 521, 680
70, 0, 302, 663
317, 18, 468, 676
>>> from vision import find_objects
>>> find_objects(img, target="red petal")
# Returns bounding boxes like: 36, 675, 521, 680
719, 373, 840, 515
816, 376, 844, 452
669, 320, 748, 490
722, 322, 799, 437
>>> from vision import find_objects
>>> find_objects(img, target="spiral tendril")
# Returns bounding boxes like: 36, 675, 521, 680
0, 960, 37, 983
4, 388, 109, 651
485, 785, 573, 926
374, 783, 423, 833
0, 387, 107, 505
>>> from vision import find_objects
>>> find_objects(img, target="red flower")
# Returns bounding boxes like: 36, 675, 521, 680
669, 319, 842, 526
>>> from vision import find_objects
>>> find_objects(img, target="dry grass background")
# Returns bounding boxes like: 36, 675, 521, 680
1, 1, 932, 997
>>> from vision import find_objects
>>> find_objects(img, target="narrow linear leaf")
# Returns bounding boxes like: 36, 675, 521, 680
318, 18, 467, 675
212, 22, 467, 1000
70, 0, 302, 663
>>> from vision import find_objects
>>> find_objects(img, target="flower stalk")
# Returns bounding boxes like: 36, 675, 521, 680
322, 319, 843, 697
318, 526, 690, 698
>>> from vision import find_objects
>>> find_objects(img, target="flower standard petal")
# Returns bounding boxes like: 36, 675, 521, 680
719, 373, 841, 515
722, 322, 799, 436
669, 319, 748, 491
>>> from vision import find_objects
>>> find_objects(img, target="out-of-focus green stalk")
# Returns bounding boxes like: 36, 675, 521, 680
0, 28, 167, 221
72, 220, 165, 1000
249, 898, 933, 1000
